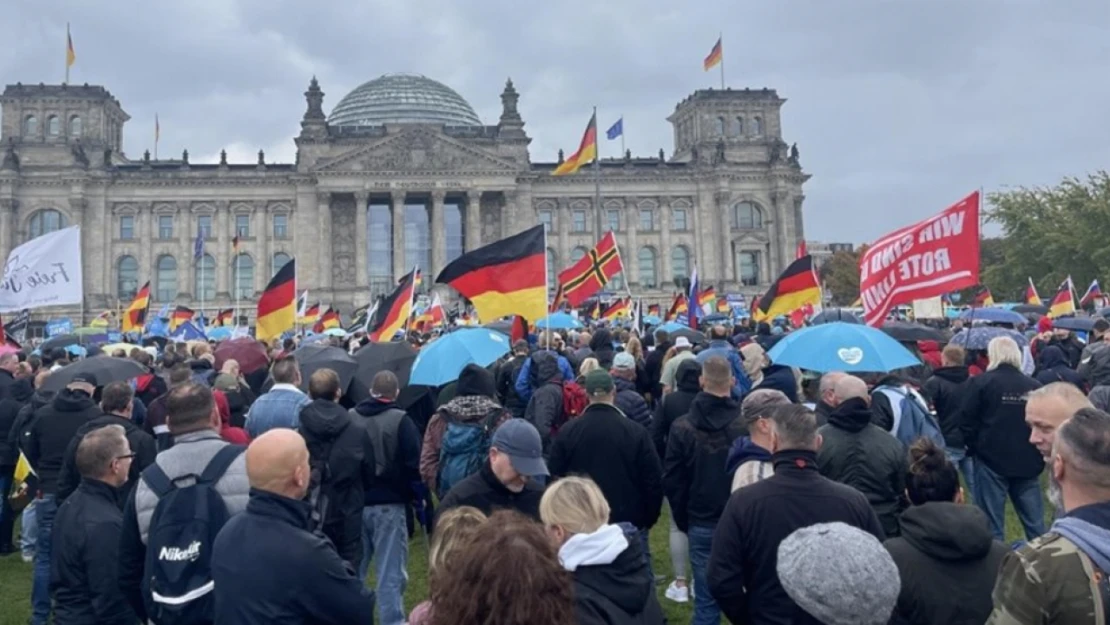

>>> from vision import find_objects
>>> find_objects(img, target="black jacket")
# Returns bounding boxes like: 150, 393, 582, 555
813, 400, 834, 427
707, 449, 886, 625
1034, 345, 1087, 392
298, 398, 376, 566
884, 501, 1008, 625
753, 364, 798, 403
350, 397, 421, 506
549, 402, 663, 530
1048, 334, 1084, 370
956, 363, 1044, 479
572, 526, 666, 625
496, 353, 529, 419
644, 340, 672, 398
817, 398, 908, 538
590, 329, 616, 370
523, 351, 565, 452
0, 368, 18, 399
613, 376, 651, 428
651, 359, 700, 460
662, 392, 745, 532
0, 377, 33, 466
56, 413, 157, 504
921, 365, 970, 449
437, 461, 544, 522
211, 489, 375, 625
49, 478, 137, 625
188, 358, 217, 386
7, 389, 54, 459
25, 389, 102, 494
132, 372, 168, 410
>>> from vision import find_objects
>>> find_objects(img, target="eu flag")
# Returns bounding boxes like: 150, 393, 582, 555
193, 229, 205, 260
606, 118, 623, 140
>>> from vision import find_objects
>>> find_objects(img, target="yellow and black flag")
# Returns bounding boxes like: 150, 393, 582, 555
256, 258, 296, 342
753, 255, 822, 322
436, 226, 547, 323
122, 281, 151, 334
368, 269, 417, 342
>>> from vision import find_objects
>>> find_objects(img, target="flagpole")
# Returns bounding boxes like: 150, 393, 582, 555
64, 23, 70, 85
593, 106, 603, 241
718, 32, 725, 89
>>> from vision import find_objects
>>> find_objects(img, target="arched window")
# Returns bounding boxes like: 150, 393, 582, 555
731, 202, 763, 229
117, 256, 139, 300
69, 116, 82, 137
156, 255, 177, 302
734, 117, 744, 136
195, 254, 216, 301
638, 247, 658, 288
672, 246, 691, 281
28, 209, 66, 240
737, 251, 761, 286
716, 117, 726, 136
445, 203, 463, 263
367, 203, 392, 297
752, 116, 763, 135
272, 252, 291, 278
47, 116, 60, 136
547, 248, 558, 296
23, 115, 37, 136
232, 254, 254, 299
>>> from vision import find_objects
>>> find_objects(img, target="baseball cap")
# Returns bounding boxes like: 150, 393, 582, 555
584, 368, 615, 395
613, 352, 636, 371
674, 336, 692, 349
69, 372, 98, 388
490, 419, 548, 477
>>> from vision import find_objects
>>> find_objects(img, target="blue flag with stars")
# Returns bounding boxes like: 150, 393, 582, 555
606, 118, 623, 140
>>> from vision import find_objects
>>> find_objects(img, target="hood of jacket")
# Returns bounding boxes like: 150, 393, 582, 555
439, 394, 504, 423
532, 350, 562, 384
688, 392, 741, 432
931, 365, 969, 385
1040, 345, 1068, 369
676, 359, 702, 393
457, 363, 497, 398
9, 378, 33, 403
899, 501, 996, 561
725, 436, 772, 475
564, 524, 653, 614
1053, 501, 1110, 574
30, 389, 55, 411
189, 358, 214, 372
52, 387, 98, 413
299, 398, 352, 440
590, 329, 614, 353
827, 397, 872, 433
353, 397, 402, 418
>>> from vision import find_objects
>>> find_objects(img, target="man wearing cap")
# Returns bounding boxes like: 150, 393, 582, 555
24, 372, 103, 625
437, 418, 547, 522
611, 352, 652, 428
549, 369, 663, 577
660, 336, 696, 395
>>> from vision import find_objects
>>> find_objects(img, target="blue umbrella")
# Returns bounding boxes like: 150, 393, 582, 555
410, 328, 511, 386
958, 308, 1027, 326
207, 327, 233, 341
659, 321, 688, 333
950, 327, 1029, 350
535, 312, 583, 330
767, 322, 921, 373
642, 315, 661, 325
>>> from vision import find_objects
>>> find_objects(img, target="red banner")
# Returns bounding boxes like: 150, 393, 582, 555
859, 191, 980, 326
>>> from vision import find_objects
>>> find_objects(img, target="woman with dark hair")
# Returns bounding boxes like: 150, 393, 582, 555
429, 510, 576, 625
882, 438, 1008, 625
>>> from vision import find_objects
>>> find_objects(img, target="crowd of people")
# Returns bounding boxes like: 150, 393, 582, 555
1, 316, 1109, 624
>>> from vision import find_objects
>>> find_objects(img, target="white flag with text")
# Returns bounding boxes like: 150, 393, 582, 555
0, 226, 83, 312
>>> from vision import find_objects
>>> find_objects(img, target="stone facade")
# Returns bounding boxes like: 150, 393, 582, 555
0, 76, 808, 324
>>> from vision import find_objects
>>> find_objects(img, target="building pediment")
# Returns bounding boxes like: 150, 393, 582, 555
313, 129, 521, 175
733, 231, 770, 246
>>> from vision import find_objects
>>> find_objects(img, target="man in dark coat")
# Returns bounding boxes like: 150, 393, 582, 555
651, 359, 701, 460
1034, 345, 1086, 392
211, 429, 374, 624
816, 375, 908, 538
0, 352, 20, 399
611, 352, 651, 428
707, 404, 885, 625
49, 425, 137, 625
0, 370, 33, 553
644, 329, 672, 400
922, 343, 976, 494
1046, 327, 1084, 370
753, 362, 798, 402
590, 328, 617, 370
814, 371, 846, 427
437, 419, 546, 522
496, 340, 531, 419
523, 351, 566, 453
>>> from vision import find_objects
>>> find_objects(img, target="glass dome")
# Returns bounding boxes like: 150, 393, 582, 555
328, 73, 482, 127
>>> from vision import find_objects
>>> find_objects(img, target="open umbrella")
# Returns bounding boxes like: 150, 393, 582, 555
410, 328, 510, 387
810, 309, 863, 325
483, 319, 513, 336
43, 356, 146, 392
206, 327, 233, 342
535, 312, 583, 330
40, 334, 79, 353
767, 322, 921, 373
1012, 304, 1050, 315
1053, 316, 1096, 332
355, 341, 418, 388
293, 343, 358, 392
670, 327, 706, 344
958, 308, 1027, 326
949, 327, 1029, 350
214, 337, 270, 375
881, 321, 947, 343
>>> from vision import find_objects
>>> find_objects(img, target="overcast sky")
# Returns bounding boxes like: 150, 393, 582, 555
2, 0, 1108, 243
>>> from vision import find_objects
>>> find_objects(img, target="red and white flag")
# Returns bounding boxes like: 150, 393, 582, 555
859, 191, 981, 327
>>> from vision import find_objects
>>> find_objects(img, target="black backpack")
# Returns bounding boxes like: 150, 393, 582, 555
140, 445, 244, 625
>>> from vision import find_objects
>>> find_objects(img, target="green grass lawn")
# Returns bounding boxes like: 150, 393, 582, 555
0, 493, 1045, 625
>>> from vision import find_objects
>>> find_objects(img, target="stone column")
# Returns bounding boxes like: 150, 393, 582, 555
515, 186, 533, 237
771, 190, 788, 279
556, 197, 569, 264
138, 203, 153, 286
257, 201, 271, 296
391, 191, 406, 281
430, 190, 446, 275
715, 191, 732, 286
465, 190, 482, 251
316, 192, 332, 294
0, 199, 16, 267
215, 201, 230, 298
354, 191, 369, 289
68, 197, 89, 317
624, 198, 639, 286
177, 201, 191, 299
794, 194, 806, 242
660, 199, 672, 285
293, 185, 318, 295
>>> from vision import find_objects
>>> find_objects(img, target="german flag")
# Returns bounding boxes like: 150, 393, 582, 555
557, 231, 624, 306
215, 308, 234, 327
972, 284, 995, 307
169, 305, 194, 331
753, 255, 821, 322
299, 302, 321, 325
647, 303, 661, 318
552, 113, 598, 177
602, 298, 631, 321
436, 225, 547, 323
698, 287, 716, 308
703, 37, 723, 71
1025, 278, 1042, 306
587, 300, 601, 321
256, 257, 296, 342
122, 281, 151, 333
1048, 278, 1076, 319
313, 307, 341, 333
716, 297, 730, 313
369, 268, 417, 342
666, 293, 688, 321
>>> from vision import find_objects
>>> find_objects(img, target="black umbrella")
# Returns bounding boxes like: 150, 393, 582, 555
1053, 316, 1096, 332
670, 327, 706, 344
43, 356, 146, 392
355, 341, 418, 388
881, 321, 947, 343
293, 343, 358, 392
810, 309, 863, 325
1012, 304, 1049, 315
483, 319, 513, 336
40, 333, 80, 353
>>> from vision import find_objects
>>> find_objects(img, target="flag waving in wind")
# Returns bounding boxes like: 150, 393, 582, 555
1080, 279, 1103, 308
687, 265, 700, 329
1048, 277, 1077, 318
703, 37, 723, 71
552, 113, 598, 177
1025, 278, 1042, 306
606, 118, 623, 140
193, 228, 205, 260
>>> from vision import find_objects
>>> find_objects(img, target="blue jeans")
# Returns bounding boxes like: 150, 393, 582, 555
975, 462, 1044, 541
358, 504, 408, 625
20, 497, 38, 557
687, 524, 720, 625
31, 494, 57, 625
946, 447, 977, 505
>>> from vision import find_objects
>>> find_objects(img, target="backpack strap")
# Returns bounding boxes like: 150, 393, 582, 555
141, 462, 175, 499
199, 445, 245, 485
481, 407, 503, 433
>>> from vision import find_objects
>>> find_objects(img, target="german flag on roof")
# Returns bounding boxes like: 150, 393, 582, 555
436, 225, 547, 323
753, 255, 821, 322
122, 281, 151, 333
369, 268, 417, 342
256, 258, 296, 342
552, 113, 598, 177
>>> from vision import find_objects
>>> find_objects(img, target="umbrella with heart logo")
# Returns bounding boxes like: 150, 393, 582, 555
766, 322, 921, 373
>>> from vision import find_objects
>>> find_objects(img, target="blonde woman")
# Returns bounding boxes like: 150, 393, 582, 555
410, 506, 487, 625
540, 476, 665, 625
577, 357, 601, 384
740, 343, 767, 387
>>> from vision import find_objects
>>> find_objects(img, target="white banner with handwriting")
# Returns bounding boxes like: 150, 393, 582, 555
0, 226, 83, 312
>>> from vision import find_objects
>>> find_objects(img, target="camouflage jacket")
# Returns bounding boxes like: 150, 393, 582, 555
987, 531, 1109, 624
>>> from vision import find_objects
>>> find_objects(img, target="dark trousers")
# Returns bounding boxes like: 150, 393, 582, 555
0, 465, 14, 549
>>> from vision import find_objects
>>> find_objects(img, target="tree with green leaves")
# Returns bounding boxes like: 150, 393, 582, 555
819, 248, 865, 306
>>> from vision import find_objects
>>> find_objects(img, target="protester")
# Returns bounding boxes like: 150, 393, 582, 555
539, 476, 665, 625
49, 426, 137, 625
428, 509, 576, 625
1034, 345, 1087, 392
988, 407, 1110, 623
409, 506, 487, 625
0, 365, 33, 554
523, 350, 571, 453
644, 328, 671, 399
1026, 382, 1092, 461
739, 342, 765, 387
213, 389, 251, 445
1078, 318, 1110, 387
817, 375, 908, 537
696, 325, 752, 397
213, 359, 255, 429
496, 340, 531, 419
245, 357, 309, 437
922, 343, 976, 497
437, 419, 546, 521
727, 389, 790, 492
211, 429, 375, 624
659, 337, 695, 394
814, 370, 847, 426
611, 352, 652, 427
11, 369, 53, 563
143, 365, 194, 451
707, 404, 885, 624
513, 336, 575, 405
883, 437, 1008, 625
589, 328, 617, 370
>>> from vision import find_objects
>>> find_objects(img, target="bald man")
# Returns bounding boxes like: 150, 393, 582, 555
817, 375, 909, 538
211, 429, 373, 624
814, 371, 847, 426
